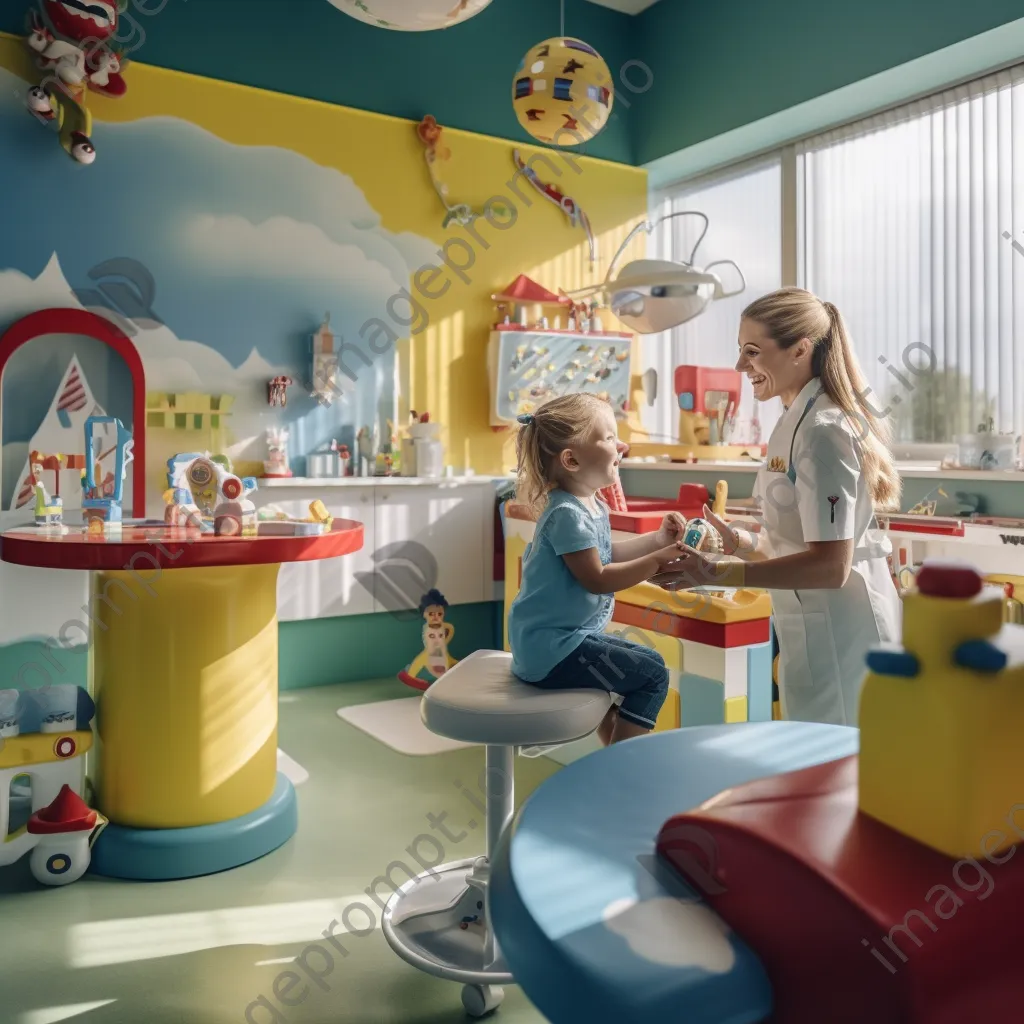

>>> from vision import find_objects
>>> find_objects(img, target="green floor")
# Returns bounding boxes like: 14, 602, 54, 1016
0, 679, 561, 1024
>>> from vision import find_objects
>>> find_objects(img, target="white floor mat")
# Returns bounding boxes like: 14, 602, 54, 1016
277, 748, 309, 786
336, 697, 478, 756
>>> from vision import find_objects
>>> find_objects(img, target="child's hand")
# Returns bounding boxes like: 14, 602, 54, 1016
656, 511, 686, 546
656, 545, 713, 590
653, 540, 687, 571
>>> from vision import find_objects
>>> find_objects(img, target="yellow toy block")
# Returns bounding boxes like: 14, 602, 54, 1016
615, 582, 772, 625
724, 696, 748, 723
858, 562, 1024, 861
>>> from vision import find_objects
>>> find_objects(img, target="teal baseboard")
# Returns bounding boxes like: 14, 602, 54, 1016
278, 601, 504, 690
0, 602, 505, 694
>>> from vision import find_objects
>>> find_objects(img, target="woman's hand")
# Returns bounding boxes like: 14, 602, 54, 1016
656, 511, 687, 547
701, 504, 756, 558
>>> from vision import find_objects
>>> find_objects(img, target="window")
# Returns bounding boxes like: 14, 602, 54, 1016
643, 157, 784, 446
798, 64, 1024, 445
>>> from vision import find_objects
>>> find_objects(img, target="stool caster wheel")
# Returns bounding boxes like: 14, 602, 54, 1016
462, 983, 503, 1017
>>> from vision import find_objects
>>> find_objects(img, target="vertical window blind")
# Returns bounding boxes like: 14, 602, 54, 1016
798, 63, 1024, 445
641, 158, 783, 446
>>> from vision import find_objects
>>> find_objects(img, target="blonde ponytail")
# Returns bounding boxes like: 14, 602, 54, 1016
818, 301, 901, 512
514, 392, 609, 514
742, 287, 901, 512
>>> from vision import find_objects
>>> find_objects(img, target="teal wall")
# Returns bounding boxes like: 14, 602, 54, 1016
0, 0, 637, 164
632, 0, 1024, 167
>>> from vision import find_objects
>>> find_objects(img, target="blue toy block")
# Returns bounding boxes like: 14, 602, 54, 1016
678, 391, 694, 411
679, 672, 725, 726
865, 645, 919, 677
746, 641, 774, 722
954, 639, 1007, 673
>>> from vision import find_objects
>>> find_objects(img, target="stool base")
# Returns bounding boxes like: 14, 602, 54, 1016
89, 772, 297, 880
383, 856, 512, 1016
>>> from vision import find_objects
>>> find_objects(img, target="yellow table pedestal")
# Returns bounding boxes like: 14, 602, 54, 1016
87, 563, 295, 880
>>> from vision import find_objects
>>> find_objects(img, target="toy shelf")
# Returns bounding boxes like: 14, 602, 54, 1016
487, 328, 633, 427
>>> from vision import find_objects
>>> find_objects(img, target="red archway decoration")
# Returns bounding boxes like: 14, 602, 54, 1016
0, 308, 146, 517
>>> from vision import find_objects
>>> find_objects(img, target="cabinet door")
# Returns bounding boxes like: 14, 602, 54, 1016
253, 488, 376, 619
373, 485, 489, 612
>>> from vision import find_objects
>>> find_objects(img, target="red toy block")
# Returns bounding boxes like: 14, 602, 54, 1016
612, 601, 769, 647
916, 561, 983, 598
656, 755, 1024, 1024
607, 510, 666, 534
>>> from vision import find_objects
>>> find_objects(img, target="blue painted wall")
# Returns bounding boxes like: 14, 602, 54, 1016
0, 0, 639, 165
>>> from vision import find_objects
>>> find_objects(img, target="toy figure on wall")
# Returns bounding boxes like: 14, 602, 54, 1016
398, 589, 460, 692
23, 0, 129, 164
268, 375, 293, 408
417, 115, 511, 229
513, 149, 596, 265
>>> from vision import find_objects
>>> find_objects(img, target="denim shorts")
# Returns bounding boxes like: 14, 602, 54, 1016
527, 632, 670, 730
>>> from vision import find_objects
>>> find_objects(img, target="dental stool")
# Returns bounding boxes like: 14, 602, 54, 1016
382, 649, 612, 1017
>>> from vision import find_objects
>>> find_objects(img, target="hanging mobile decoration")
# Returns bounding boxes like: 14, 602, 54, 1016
417, 115, 511, 229
512, 148, 596, 265
511, 3, 613, 147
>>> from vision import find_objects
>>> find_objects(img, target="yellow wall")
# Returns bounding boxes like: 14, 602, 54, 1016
1, 36, 648, 477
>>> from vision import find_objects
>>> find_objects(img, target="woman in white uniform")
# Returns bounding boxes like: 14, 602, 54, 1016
663, 287, 902, 726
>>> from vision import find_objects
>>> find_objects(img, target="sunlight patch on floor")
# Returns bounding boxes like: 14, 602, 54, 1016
20, 1002, 117, 1024
67, 895, 383, 968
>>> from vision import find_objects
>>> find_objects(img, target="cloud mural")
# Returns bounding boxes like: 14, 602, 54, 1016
0, 63, 438, 486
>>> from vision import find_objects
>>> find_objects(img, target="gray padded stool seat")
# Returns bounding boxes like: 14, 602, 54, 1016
382, 649, 611, 1017
423, 648, 613, 746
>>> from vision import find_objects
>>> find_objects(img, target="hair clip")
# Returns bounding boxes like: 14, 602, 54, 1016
517, 413, 534, 425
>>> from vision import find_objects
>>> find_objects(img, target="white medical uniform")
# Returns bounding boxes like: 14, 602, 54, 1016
751, 377, 901, 725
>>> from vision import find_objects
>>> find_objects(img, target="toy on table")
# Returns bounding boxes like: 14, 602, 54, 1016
29, 451, 65, 527
256, 499, 333, 536
268, 376, 293, 408
0, 684, 105, 887
81, 416, 133, 534
398, 589, 459, 692
263, 426, 292, 478
655, 560, 1024, 1023
23, 0, 129, 164
164, 453, 257, 535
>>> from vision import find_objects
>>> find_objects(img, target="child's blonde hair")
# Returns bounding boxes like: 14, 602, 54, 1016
514, 393, 610, 513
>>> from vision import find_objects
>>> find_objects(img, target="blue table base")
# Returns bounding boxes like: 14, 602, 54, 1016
89, 772, 297, 881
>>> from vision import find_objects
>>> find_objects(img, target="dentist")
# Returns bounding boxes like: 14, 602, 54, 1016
663, 287, 903, 726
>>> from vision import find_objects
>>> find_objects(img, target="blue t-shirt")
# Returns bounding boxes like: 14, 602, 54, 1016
508, 489, 614, 682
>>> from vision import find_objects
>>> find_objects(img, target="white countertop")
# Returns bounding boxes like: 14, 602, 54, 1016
618, 459, 1024, 482
258, 475, 513, 488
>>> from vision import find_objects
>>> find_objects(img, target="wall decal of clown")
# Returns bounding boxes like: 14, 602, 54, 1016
397, 589, 460, 692
23, 0, 129, 164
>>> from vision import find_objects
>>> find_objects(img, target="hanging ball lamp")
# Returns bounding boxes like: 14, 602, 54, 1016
327, 0, 493, 31
512, 36, 614, 146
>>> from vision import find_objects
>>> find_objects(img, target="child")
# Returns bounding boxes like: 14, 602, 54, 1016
507, 394, 686, 745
